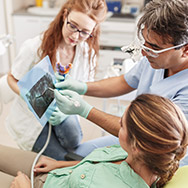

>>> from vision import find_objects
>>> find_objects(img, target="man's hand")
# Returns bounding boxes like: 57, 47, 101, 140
10, 171, 31, 188
54, 89, 93, 118
55, 74, 87, 95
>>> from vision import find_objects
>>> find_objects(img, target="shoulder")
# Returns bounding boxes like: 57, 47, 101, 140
22, 35, 42, 51
83, 145, 127, 162
11, 35, 42, 79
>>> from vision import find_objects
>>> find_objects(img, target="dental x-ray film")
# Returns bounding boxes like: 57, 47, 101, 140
17, 56, 56, 126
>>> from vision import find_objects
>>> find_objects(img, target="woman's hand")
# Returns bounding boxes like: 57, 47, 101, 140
34, 156, 58, 174
10, 171, 31, 188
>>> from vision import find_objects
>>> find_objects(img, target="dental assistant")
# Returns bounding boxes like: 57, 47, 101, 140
6, 0, 107, 160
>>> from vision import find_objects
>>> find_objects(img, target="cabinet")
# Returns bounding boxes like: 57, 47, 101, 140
97, 17, 137, 81
12, 14, 54, 53
100, 19, 136, 47
98, 17, 137, 104
12, 11, 137, 53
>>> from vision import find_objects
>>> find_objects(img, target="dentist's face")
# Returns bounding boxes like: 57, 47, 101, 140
141, 27, 187, 75
62, 11, 96, 46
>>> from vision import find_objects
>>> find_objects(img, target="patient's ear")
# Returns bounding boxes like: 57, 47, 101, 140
131, 139, 139, 154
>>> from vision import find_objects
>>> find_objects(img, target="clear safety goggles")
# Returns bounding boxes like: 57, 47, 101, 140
121, 36, 187, 58
140, 43, 187, 58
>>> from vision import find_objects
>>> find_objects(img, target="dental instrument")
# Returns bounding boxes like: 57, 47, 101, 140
48, 87, 80, 107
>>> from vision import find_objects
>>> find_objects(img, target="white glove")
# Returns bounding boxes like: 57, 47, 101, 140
55, 74, 87, 95
49, 107, 68, 126
54, 89, 93, 118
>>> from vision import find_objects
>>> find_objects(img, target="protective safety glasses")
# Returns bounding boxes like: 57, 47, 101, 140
121, 37, 187, 58
140, 43, 187, 58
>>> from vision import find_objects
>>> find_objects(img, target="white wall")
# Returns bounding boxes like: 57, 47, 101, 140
22, 0, 143, 8
0, 0, 10, 74
23, 0, 66, 8
126, 0, 144, 6
11, 0, 25, 10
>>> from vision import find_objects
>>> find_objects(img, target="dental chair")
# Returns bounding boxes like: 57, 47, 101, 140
64, 152, 84, 161
163, 165, 188, 188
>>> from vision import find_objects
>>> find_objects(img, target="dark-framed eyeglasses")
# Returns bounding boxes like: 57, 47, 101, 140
66, 17, 92, 39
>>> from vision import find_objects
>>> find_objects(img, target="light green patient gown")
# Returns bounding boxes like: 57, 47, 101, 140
44, 145, 156, 188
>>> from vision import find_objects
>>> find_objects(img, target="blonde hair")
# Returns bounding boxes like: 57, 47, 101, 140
126, 94, 188, 187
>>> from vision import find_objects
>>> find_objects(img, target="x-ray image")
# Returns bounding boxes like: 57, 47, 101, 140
17, 56, 56, 126
26, 73, 54, 118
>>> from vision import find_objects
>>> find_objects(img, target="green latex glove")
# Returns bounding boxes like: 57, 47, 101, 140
55, 73, 87, 95
49, 107, 68, 126
54, 89, 93, 118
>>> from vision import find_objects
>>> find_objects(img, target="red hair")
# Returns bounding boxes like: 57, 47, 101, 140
38, 0, 107, 70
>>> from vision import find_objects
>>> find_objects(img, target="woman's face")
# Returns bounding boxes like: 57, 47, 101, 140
118, 107, 132, 154
119, 107, 139, 162
62, 10, 96, 46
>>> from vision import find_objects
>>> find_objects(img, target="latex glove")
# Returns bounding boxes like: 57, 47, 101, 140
49, 107, 68, 126
55, 72, 65, 83
55, 73, 87, 95
54, 89, 93, 118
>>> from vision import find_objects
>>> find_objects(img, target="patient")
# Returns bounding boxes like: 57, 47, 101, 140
0, 94, 187, 188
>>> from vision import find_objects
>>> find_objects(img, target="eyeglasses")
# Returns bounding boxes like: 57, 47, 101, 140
140, 43, 187, 58
121, 37, 187, 58
66, 17, 92, 39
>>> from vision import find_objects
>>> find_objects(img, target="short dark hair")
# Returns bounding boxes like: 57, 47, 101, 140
137, 0, 188, 45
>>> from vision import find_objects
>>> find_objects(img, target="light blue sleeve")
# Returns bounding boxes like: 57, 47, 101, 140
124, 57, 146, 89
172, 91, 188, 122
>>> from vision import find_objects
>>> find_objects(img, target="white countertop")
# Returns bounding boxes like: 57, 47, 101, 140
13, 7, 138, 23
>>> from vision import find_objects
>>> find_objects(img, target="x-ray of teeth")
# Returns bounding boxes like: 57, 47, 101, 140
17, 56, 56, 126
26, 73, 54, 118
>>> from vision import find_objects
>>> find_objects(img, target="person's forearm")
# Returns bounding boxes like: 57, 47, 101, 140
7, 72, 20, 95
87, 107, 121, 137
56, 161, 80, 169
86, 75, 134, 98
